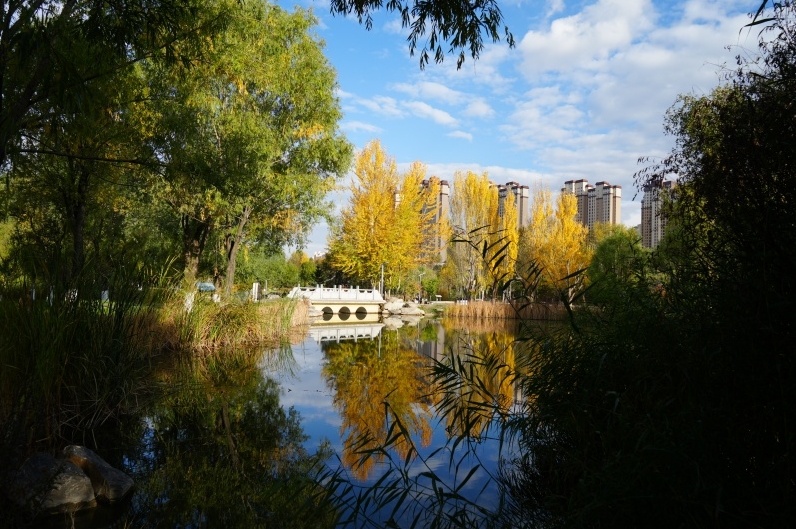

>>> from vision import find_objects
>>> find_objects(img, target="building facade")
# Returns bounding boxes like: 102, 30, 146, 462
641, 180, 676, 248
421, 177, 450, 264
496, 181, 530, 229
562, 179, 622, 229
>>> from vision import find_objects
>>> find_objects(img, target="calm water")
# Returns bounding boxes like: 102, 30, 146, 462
38, 317, 524, 528
268, 317, 522, 527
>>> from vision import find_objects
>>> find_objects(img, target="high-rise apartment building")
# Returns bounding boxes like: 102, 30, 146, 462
496, 181, 530, 229
421, 177, 450, 264
641, 180, 676, 248
418, 179, 533, 264
562, 179, 622, 229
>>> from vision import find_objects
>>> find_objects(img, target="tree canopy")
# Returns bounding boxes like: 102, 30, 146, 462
329, 0, 514, 68
327, 140, 440, 290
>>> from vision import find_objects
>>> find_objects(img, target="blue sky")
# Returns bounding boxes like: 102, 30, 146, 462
280, 0, 758, 256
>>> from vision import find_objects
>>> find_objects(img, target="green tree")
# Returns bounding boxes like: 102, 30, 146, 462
586, 224, 646, 305
328, 0, 514, 69
0, 0, 218, 171
5, 56, 151, 286
147, 0, 351, 291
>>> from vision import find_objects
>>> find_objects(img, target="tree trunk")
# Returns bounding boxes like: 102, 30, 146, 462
182, 214, 212, 284
62, 159, 91, 285
224, 204, 252, 298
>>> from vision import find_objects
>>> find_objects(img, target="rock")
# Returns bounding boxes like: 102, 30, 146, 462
382, 298, 404, 313
63, 446, 134, 504
8, 452, 96, 514
401, 304, 425, 316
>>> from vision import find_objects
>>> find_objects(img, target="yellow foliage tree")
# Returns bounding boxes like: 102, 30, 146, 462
442, 171, 519, 299
490, 185, 519, 296
328, 140, 440, 290
442, 170, 499, 299
521, 187, 591, 303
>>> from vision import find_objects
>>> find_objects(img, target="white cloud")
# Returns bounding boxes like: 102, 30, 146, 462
383, 17, 407, 35
418, 162, 553, 189
403, 101, 458, 126
546, 0, 566, 17
498, 0, 754, 207
358, 95, 404, 117
518, 0, 657, 76
392, 81, 467, 104
462, 99, 495, 118
447, 131, 473, 141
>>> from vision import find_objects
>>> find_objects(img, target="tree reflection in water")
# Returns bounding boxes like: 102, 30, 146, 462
321, 329, 433, 480
312, 319, 529, 528
437, 322, 519, 440
117, 346, 337, 528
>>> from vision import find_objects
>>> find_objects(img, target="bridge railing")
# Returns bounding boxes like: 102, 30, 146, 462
287, 285, 385, 303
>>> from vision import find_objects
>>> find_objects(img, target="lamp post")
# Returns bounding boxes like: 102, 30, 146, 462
418, 271, 425, 302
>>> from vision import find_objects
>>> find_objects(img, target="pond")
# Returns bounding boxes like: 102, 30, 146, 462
272, 318, 523, 527
35, 317, 528, 528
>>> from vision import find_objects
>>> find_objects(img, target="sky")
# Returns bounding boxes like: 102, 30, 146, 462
279, 0, 759, 256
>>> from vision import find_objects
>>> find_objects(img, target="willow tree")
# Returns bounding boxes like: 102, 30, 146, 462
328, 140, 439, 291
0, 0, 216, 172
148, 0, 351, 290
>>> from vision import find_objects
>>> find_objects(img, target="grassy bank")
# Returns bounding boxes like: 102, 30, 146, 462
0, 282, 308, 460
156, 295, 310, 350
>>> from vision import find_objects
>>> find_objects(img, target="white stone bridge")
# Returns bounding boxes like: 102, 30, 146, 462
287, 285, 385, 320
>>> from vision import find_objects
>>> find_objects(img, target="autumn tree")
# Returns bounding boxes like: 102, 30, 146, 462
441, 170, 500, 299
328, 140, 440, 291
520, 187, 591, 304
490, 184, 519, 298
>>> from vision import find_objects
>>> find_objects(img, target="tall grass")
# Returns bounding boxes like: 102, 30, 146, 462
445, 300, 567, 321
156, 296, 309, 350
0, 271, 166, 456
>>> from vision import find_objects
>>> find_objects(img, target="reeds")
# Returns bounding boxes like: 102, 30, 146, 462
444, 300, 567, 321
0, 274, 164, 452
156, 295, 308, 350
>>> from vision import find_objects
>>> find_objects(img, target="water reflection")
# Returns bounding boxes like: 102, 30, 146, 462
115, 347, 337, 528
321, 329, 434, 480
271, 317, 525, 527
438, 321, 519, 440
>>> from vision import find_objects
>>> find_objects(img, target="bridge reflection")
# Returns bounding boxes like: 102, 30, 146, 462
307, 322, 385, 343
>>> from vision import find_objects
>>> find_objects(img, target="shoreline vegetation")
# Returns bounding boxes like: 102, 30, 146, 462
441, 299, 568, 321
0, 281, 324, 525
0, 284, 309, 459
